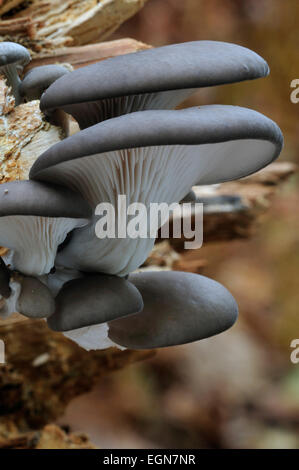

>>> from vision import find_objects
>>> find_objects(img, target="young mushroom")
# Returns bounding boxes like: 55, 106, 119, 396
19, 64, 71, 101
30, 106, 283, 277
0, 180, 91, 276
16, 274, 55, 319
0, 268, 56, 320
0, 42, 31, 105
40, 40, 270, 129
105, 271, 239, 349
47, 273, 143, 331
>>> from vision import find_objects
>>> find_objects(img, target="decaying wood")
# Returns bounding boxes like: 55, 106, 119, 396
26, 37, 151, 70
0, 79, 65, 182
0, 316, 153, 437
165, 162, 297, 251
0, 0, 25, 17
0, 16, 38, 38
0, 424, 95, 449
0, 0, 148, 51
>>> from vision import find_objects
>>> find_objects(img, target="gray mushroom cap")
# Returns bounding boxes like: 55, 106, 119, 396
0, 42, 31, 105
0, 256, 11, 298
47, 273, 144, 332
0, 180, 91, 218
0, 42, 30, 68
40, 41, 269, 128
29, 106, 283, 276
19, 64, 71, 101
17, 275, 55, 318
0, 180, 92, 275
30, 106, 283, 186
108, 271, 238, 349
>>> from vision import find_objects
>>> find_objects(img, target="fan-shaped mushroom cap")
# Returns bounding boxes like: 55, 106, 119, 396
108, 271, 238, 349
30, 106, 283, 276
19, 64, 71, 101
47, 273, 143, 332
17, 275, 55, 318
40, 41, 269, 129
0, 180, 91, 275
0, 42, 30, 68
0, 42, 31, 105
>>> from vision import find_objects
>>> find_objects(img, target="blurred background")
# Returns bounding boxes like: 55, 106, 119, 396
58, 0, 299, 449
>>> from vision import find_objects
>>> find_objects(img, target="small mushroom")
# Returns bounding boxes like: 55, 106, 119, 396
108, 271, 238, 349
19, 64, 71, 101
16, 275, 55, 318
47, 273, 143, 331
30, 106, 283, 276
0, 180, 91, 276
40, 41, 269, 129
0, 42, 31, 105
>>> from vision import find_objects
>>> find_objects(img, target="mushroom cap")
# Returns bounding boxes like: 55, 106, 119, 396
17, 275, 55, 318
19, 65, 70, 100
0, 180, 91, 218
0, 256, 11, 298
30, 106, 283, 186
47, 273, 144, 332
0, 181, 92, 275
108, 271, 238, 349
40, 41, 269, 114
0, 42, 30, 68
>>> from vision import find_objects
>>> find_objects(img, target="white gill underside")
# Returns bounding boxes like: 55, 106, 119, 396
69, 89, 196, 128
63, 323, 118, 351
54, 139, 275, 276
0, 215, 87, 275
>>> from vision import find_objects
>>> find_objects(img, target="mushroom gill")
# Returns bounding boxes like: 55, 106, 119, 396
30, 106, 283, 277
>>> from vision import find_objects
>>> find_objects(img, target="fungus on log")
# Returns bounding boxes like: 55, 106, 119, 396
30, 106, 283, 276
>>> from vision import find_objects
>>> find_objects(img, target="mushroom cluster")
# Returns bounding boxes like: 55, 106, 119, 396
0, 40, 283, 351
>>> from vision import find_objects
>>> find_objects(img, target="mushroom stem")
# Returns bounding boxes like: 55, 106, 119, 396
39, 266, 83, 297
1, 64, 22, 105
0, 278, 21, 319
63, 324, 121, 351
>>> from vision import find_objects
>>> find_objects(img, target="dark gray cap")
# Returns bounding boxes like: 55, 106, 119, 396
0, 42, 31, 105
0, 181, 92, 276
108, 271, 238, 349
40, 41, 269, 127
17, 275, 55, 318
30, 106, 283, 186
20, 64, 70, 101
0, 180, 91, 218
0, 42, 30, 68
47, 273, 144, 332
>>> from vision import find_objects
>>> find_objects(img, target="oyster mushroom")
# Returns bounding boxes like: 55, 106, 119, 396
40, 41, 269, 129
47, 273, 143, 331
0, 180, 91, 276
30, 106, 283, 277
16, 274, 55, 319
19, 64, 71, 101
108, 271, 238, 349
0, 42, 30, 105
0, 269, 56, 319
